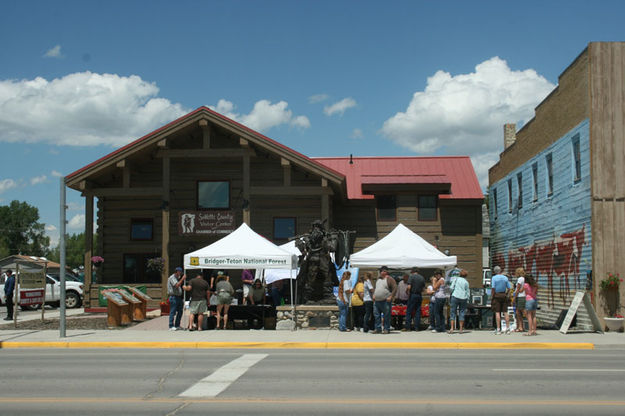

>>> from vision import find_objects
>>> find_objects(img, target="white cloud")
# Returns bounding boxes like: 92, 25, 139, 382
45, 224, 57, 232
0, 179, 17, 194
309, 94, 329, 104
67, 201, 84, 211
44, 45, 63, 58
67, 214, 85, 230
291, 115, 311, 129
51, 170, 63, 177
323, 97, 357, 116
210, 99, 310, 132
350, 128, 363, 139
0, 72, 188, 146
49, 148, 60, 155
380, 57, 555, 188
30, 175, 47, 185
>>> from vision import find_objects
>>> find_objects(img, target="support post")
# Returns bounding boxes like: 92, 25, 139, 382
84, 194, 94, 296
59, 177, 67, 338
321, 178, 329, 230
161, 156, 171, 301
243, 154, 250, 225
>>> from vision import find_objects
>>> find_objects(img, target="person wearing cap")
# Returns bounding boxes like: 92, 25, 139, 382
167, 267, 186, 331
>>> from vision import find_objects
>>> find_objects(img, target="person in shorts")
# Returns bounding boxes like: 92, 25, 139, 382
183, 273, 210, 331
215, 274, 235, 329
490, 265, 512, 335
512, 267, 526, 332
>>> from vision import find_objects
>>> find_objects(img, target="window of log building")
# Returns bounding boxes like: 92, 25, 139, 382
197, 181, 230, 209
376, 195, 396, 221
418, 195, 437, 221
274, 217, 296, 240
123, 253, 162, 284
130, 218, 153, 241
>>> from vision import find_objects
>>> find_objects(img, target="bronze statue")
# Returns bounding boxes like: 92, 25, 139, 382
293, 220, 354, 304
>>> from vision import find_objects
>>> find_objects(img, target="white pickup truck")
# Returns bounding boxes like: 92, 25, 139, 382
0, 274, 84, 309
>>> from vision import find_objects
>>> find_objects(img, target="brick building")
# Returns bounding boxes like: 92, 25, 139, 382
488, 42, 625, 328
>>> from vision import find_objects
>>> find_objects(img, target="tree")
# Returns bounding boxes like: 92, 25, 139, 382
49, 232, 98, 269
0, 200, 50, 257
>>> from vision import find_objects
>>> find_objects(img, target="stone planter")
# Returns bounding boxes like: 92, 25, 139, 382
604, 317, 624, 332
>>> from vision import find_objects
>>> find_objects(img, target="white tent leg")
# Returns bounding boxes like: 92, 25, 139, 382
290, 268, 296, 331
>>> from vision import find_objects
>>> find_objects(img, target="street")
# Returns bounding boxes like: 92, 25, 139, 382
0, 348, 624, 415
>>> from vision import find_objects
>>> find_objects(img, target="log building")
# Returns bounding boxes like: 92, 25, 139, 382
65, 107, 483, 308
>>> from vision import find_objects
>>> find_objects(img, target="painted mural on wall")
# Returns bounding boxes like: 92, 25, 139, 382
489, 119, 592, 311
491, 224, 588, 308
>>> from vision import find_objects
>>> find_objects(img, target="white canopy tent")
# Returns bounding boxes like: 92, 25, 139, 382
349, 223, 457, 268
183, 223, 297, 270
182, 223, 298, 329
259, 240, 301, 285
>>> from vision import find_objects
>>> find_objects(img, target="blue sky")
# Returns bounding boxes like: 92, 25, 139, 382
1, 0, 624, 246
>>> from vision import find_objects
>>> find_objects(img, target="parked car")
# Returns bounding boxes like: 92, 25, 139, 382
0, 273, 84, 309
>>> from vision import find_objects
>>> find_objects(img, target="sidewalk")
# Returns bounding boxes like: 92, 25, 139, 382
1, 314, 624, 349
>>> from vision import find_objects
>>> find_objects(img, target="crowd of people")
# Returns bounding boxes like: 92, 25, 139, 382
164, 264, 539, 334
166, 268, 284, 331
335, 265, 539, 335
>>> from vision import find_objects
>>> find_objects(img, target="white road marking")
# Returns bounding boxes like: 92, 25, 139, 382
493, 368, 625, 372
179, 354, 268, 397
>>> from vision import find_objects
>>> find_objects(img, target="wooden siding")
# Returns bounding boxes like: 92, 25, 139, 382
84, 133, 331, 305
334, 196, 483, 287
589, 42, 625, 320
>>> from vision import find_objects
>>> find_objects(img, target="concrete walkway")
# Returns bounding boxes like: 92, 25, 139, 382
1, 312, 624, 349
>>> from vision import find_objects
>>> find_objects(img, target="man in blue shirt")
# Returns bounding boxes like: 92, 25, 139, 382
490, 265, 512, 334
4, 269, 15, 320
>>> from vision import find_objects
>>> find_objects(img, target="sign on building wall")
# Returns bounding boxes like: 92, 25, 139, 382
178, 211, 235, 236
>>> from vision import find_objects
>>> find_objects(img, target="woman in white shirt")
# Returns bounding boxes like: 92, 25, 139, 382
337, 271, 352, 332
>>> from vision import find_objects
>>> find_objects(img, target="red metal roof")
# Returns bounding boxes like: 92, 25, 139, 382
313, 156, 483, 200
66, 106, 344, 181
361, 174, 450, 185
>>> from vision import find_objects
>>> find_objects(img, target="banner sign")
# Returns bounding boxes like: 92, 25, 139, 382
19, 272, 46, 289
19, 289, 45, 306
189, 256, 289, 268
178, 211, 236, 236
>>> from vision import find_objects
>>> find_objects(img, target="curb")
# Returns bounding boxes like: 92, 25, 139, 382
0, 341, 595, 350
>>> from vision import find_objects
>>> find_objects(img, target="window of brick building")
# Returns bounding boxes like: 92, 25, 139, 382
546, 153, 553, 196
532, 163, 538, 202
572, 135, 581, 183
493, 188, 498, 218
508, 179, 513, 213
517, 173, 523, 210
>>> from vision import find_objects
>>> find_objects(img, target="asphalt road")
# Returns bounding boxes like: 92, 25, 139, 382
0, 349, 624, 415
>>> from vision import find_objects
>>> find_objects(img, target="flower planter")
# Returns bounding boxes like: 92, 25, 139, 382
604, 317, 624, 332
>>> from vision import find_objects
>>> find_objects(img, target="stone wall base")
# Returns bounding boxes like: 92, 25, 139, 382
276, 305, 340, 330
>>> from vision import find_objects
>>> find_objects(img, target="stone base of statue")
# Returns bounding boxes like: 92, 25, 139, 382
276, 305, 339, 330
